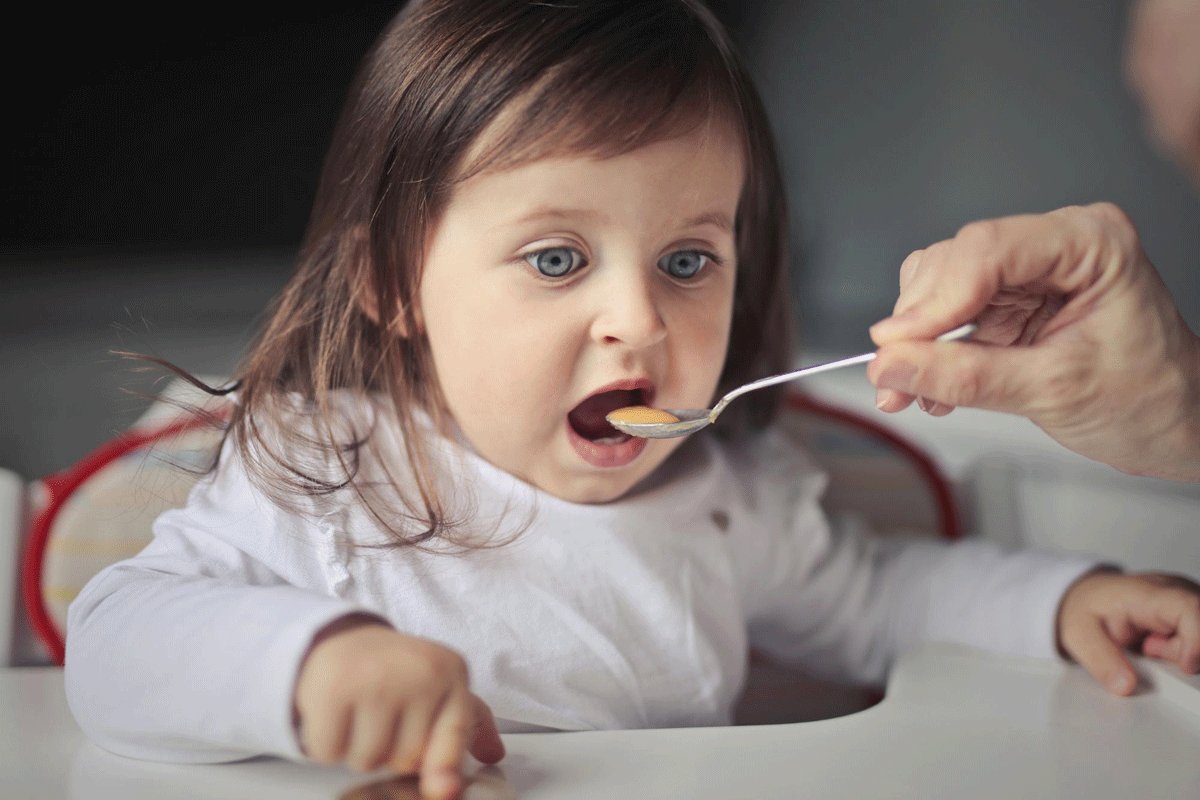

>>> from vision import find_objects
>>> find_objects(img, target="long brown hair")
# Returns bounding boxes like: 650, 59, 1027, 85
170, 0, 793, 548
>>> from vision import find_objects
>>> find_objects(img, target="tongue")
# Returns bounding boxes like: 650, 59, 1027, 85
569, 390, 639, 440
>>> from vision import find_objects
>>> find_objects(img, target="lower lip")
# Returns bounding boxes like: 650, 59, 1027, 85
565, 421, 648, 468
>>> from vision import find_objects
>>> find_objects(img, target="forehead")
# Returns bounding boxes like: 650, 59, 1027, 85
446, 120, 747, 233
451, 77, 750, 188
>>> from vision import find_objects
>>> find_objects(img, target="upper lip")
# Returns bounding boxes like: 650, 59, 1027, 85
571, 377, 656, 410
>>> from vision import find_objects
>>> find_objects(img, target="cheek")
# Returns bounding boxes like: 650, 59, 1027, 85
677, 289, 734, 365
421, 283, 572, 433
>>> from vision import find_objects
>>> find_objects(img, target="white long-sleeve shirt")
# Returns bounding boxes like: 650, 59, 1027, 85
65, 399, 1098, 764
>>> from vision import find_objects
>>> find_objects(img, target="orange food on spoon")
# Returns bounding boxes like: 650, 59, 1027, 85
606, 405, 680, 425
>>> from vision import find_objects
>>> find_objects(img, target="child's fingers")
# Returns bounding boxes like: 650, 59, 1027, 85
419, 690, 473, 800
467, 693, 506, 764
345, 705, 399, 772
387, 701, 437, 776
1066, 617, 1138, 696
1137, 586, 1200, 672
300, 704, 352, 765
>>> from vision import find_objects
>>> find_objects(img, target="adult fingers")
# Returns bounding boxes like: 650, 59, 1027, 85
868, 338, 1049, 416
870, 204, 1139, 344
874, 387, 917, 414
419, 690, 474, 800
1064, 616, 1138, 696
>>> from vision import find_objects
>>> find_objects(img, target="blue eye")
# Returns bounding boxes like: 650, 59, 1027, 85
658, 250, 709, 279
525, 247, 584, 278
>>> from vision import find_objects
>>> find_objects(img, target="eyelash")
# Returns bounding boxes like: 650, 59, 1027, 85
521, 246, 725, 282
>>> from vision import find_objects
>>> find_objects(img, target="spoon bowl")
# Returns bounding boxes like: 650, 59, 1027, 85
606, 322, 977, 439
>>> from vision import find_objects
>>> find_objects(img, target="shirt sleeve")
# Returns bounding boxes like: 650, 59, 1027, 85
64, 442, 382, 764
733, 430, 1101, 687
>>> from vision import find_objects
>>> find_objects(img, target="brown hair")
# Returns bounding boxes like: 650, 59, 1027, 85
168, 0, 793, 548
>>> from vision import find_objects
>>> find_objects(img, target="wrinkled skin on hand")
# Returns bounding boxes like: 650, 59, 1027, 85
869, 203, 1200, 482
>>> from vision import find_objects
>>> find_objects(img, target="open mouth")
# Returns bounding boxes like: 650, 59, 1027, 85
567, 388, 649, 444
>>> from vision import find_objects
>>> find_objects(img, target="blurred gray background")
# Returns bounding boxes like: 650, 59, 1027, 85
4, 0, 1199, 480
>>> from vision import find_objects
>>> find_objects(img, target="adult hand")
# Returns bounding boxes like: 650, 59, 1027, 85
293, 615, 505, 800
867, 202, 1200, 482
1056, 569, 1200, 695
1125, 0, 1200, 185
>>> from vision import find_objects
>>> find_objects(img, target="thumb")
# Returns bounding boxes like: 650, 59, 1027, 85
467, 694, 506, 765
868, 339, 1043, 416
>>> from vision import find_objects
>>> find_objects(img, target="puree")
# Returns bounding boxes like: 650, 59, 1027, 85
607, 405, 680, 425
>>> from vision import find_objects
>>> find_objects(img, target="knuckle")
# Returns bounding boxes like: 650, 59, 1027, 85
955, 218, 1002, 255
945, 357, 983, 408
898, 249, 924, 287
421, 645, 469, 684
1087, 202, 1140, 253
444, 652, 470, 683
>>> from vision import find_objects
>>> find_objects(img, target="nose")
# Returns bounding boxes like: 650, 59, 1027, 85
589, 267, 668, 351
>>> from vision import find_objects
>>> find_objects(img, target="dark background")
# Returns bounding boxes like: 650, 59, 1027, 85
4, 5, 398, 254
3, 0, 1199, 479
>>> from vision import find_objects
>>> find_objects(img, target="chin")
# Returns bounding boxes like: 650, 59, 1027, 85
534, 471, 645, 505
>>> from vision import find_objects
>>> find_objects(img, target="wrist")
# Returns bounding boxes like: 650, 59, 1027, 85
292, 612, 391, 729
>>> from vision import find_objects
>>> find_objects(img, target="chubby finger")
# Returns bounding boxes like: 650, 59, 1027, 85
419, 690, 473, 800
1065, 616, 1138, 696
300, 704, 352, 765
466, 693, 506, 764
387, 701, 437, 776
1135, 586, 1200, 673
345, 706, 399, 773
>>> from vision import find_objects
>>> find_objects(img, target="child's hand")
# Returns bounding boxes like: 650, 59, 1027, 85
293, 616, 505, 800
1057, 570, 1200, 695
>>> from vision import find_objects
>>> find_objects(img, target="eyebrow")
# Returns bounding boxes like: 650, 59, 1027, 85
683, 211, 733, 232
508, 207, 733, 232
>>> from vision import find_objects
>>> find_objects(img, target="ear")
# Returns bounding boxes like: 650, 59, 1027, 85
349, 226, 416, 338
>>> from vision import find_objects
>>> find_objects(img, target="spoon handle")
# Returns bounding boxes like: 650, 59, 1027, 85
708, 353, 876, 419
708, 322, 977, 421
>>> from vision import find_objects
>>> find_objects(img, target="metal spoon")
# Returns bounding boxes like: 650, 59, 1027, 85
606, 322, 978, 439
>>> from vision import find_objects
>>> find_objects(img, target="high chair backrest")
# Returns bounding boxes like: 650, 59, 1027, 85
9, 378, 231, 666
9, 384, 958, 667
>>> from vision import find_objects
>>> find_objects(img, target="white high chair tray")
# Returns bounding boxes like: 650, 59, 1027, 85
4, 642, 1199, 799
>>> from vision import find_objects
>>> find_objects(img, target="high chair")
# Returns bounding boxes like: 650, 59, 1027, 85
2, 378, 962, 728
1, 378, 232, 667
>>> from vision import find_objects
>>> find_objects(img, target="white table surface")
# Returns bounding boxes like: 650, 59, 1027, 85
4, 642, 1199, 800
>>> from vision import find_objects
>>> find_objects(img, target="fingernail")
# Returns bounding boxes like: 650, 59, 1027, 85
917, 396, 933, 413
874, 363, 917, 393
927, 401, 954, 416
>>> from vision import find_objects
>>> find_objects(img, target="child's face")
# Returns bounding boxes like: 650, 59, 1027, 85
417, 123, 744, 503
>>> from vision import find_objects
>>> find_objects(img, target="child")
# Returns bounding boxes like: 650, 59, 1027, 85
65, 2, 1200, 800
